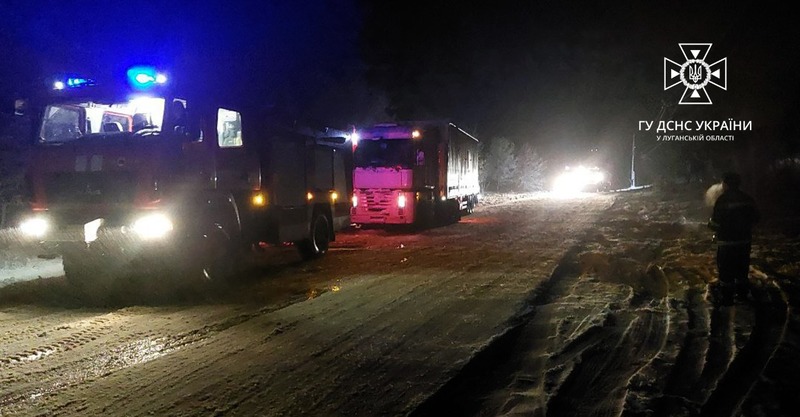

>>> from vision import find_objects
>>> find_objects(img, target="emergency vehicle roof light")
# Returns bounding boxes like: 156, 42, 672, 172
53, 77, 95, 90
127, 66, 168, 90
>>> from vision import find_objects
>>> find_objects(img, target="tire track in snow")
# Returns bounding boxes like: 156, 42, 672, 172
631, 264, 791, 417
0, 315, 118, 367
649, 287, 710, 416
410, 192, 718, 417
408, 246, 586, 417
0, 307, 268, 412
737, 261, 800, 415
699, 272, 789, 416
409, 238, 673, 417
546, 304, 670, 417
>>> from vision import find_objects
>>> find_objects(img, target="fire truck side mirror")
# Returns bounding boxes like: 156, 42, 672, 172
178, 116, 204, 143
175, 125, 204, 143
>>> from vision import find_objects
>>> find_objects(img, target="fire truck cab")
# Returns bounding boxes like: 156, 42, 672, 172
18, 69, 352, 289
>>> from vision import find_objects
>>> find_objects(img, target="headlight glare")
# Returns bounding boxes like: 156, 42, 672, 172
19, 217, 49, 238
132, 213, 173, 239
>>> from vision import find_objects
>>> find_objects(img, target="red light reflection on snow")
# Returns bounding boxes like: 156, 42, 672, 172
459, 216, 499, 224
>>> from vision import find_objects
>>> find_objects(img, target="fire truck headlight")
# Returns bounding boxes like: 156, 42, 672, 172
19, 217, 49, 238
397, 194, 407, 208
132, 213, 174, 239
352, 195, 358, 208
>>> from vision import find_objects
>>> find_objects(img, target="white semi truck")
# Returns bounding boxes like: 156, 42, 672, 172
351, 121, 480, 226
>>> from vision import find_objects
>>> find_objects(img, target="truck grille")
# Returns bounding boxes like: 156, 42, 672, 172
363, 189, 393, 211
45, 172, 136, 205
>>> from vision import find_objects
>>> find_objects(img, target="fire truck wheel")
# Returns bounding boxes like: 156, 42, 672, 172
298, 212, 330, 260
170, 235, 237, 285
198, 242, 239, 283
195, 201, 242, 282
166, 194, 242, 285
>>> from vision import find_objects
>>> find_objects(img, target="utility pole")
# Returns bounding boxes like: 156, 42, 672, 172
634, 101, 672, 189
630, 133, 636, 189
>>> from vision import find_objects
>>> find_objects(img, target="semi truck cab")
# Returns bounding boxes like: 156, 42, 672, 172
351, 121, 479, 226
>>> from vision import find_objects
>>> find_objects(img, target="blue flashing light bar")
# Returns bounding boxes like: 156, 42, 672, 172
127, 66, 168, 90
53, 77, 95, 90
67, 78, 91, 87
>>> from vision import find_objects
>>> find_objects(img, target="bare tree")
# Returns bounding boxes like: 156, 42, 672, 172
516, 143, 547, 192
482, 137, 517, 192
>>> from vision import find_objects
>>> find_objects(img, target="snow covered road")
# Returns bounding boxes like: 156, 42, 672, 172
0, 189, 798, 416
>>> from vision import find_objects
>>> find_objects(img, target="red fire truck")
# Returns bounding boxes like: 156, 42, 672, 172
17, 68, 352, 289
350, 121, 480, 226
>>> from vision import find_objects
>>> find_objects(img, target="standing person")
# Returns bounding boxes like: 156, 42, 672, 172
707, 172, 760, 305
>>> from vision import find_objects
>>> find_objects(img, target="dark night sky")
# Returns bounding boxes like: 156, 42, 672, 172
3, 1, 799, 183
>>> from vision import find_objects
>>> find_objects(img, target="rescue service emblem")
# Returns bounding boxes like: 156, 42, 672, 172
664, 43, 727, 105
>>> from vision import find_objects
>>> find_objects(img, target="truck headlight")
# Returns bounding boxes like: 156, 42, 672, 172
132, 213, 173, 239
19, 217, 49, 238
397, 194, 407, 208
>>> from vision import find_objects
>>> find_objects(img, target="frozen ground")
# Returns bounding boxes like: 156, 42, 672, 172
0, 187, 798, 416
417, 187, 800, 416
0, 230, 63, 288
0, 192, 536, 288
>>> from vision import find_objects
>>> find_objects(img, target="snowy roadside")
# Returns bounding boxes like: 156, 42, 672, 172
0, 229, 64, 288
478, 192, 545, 207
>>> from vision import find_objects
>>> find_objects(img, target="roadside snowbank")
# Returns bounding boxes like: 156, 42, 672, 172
0, 229, 63, 287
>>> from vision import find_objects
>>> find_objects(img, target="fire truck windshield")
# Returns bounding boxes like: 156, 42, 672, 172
354, 138, 415, 168
39, 97, 166, 143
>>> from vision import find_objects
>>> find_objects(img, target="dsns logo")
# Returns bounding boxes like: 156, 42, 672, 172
664, 43, 727, 105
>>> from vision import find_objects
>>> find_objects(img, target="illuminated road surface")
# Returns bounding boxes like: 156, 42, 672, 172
0, 190, 798, 416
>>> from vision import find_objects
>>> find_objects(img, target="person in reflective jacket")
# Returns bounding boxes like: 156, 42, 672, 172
707, 172, 760, 305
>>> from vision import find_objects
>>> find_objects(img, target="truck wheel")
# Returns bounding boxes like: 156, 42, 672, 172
298, 212, 330, 260
451, 201, 463, 223
194, 196, 242, 283
198, 232, 239, 282
465, 197, 475, 215
435, 199, 461, 225
414, 201, 435, 230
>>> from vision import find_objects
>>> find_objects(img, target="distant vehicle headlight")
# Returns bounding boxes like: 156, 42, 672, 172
19, 217, 49, 238
552, 166, 605, 195
132, 213, 173, 239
